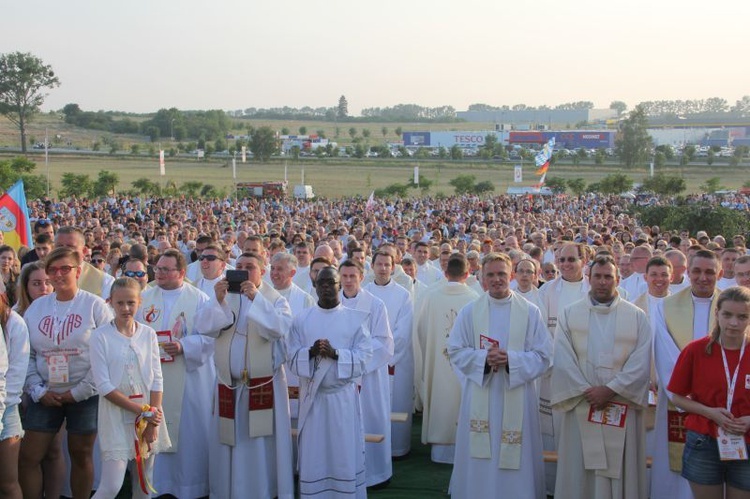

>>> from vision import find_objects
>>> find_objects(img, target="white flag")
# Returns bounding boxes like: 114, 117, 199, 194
514, 165, 522, 183
159, 150, 165, 176
241, 146, 247, 163
414, 165, 419, 186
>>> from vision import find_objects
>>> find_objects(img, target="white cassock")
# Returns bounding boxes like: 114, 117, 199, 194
416, 261, 442, 285
365, 279, 414, 456
717, 276, 737, 291
418, 281, 478, 464
516, 286, 541, 310
551, 295, 651, 499
341, 288, 394, 486
287, 305, 372, 498
138, 284, 214, 499
195, 289, 295, 499
650, 288, 716, 499
185, 260, 202, 283
669, 277, 691, 294
447, 292, 551, 499
411, 278, 429, 413
194, 274, 224, 301
292, 265, 311, 291
620, 272, 647, 301
536, 276, 589, 493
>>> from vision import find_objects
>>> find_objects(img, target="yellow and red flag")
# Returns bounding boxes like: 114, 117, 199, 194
0, 180, 32, 250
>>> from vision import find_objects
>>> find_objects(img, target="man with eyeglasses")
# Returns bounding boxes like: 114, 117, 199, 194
185, 235, 215, 283
536, 242, 591, 496
122, 259, 149, 290
137, 248, 214, 498
196, 251, 294, 499
194, 243, 227, 301
55, 227, 115, 300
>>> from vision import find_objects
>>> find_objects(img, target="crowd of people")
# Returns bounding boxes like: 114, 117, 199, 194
0, 191, 748, 498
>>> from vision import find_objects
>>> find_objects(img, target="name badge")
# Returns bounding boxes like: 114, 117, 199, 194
157, 331, 173, 363
718, 427, 748, 461
48, 355, 69, 385
588, 402, 628, 428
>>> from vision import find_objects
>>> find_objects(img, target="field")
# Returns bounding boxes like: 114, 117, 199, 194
1, 116, 748, 198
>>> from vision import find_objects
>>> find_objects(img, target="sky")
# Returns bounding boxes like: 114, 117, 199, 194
5, 0, 749, 116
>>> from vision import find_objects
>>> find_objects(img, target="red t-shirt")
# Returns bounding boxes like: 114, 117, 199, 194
668, 336, 750, 442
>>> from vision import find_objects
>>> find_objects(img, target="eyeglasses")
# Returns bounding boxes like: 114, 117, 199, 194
154, 266, 179, 273
47, 265, 75, 276
91, 258, 104, 264
199, 255, 220, 262
124, 270, 147, 278
557, 257, 579, 263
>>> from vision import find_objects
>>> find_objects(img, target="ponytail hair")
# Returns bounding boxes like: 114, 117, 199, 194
706, 286, 750, 354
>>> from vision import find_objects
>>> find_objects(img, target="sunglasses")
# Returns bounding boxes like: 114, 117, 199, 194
47, 265, 75, 276
123, 270, 147, 278
91, 258, 104, 264
199, 255, 220, 262
557, 257, 579, 263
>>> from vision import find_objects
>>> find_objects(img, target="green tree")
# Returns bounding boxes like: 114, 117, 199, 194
93, 170, 119, 197
701, 177, 724, 194
654, 151, 666, 168
299, 126, 307, 135
348, 127, 357, 139
596, 173, 633, 194
683, 145, 696, 162
362, 129, 371, 140
281, 127, 290, 135
594, 149, 606, 165
450, 145, 463, 160
449, 174, 476, 194
60, 172, 93, 198
249, 126, 278, 161
640, 173, 686, 195
381, 126, 388, 139
407, 175, 433, 193
337, 95, 348, 119
707, 149, 715, 165
132, 177, 160, 196
635, 204, 750, 238
395, 126, 403, 138
474, 180, 494, 194
0, 52, 60, 152
130, 144, 140, 155
655, 144, 675, 160
615, 105, 652, 168
609, 100, 628, 116
0, 157, 46, 198
545, 176, 568, 194
181, 181, 203, 197
290, 145, 301, 160
567, 178, 587, 196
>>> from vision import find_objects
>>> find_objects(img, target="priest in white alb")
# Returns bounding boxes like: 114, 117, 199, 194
196, 251, 294, 499
418, 254, 478, 464
448, 253, 551, 499
287, 267, 372, 498
551, 254, 651, 499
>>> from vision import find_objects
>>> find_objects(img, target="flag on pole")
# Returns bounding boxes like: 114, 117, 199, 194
0, 180, 32, 250
535, 172, 547, 189
365, 191, 375, 211
159, 150, 166, 176
534, 137, 555, 170
414, 166, 419, 186
514, 165, 523, 183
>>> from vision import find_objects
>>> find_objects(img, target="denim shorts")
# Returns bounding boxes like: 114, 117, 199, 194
23, 395, 98, 435
1, 404, 24, 440
682, 430, 750, 491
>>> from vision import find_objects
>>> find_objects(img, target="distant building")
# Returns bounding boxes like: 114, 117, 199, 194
456, 109, 617, 127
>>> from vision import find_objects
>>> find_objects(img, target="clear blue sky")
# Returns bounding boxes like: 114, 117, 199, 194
6, 0, 749, 115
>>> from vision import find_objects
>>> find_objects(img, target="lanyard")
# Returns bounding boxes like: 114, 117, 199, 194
720, 338, 747, 412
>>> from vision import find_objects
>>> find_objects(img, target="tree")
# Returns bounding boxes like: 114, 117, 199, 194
299, 126, 307, 135
0, 52, 60, 152
0, 156, 46, 198
281, 127, 290, 135
59, 173, 93, 198
545, 176, 568, 194
449, 174, 476, 195
181, 181, 203, 197
615, 105, 652, 168
474, 181, 494, 194
290, 145, 301, 160
567, 178, 587, 196
683, 144, 696, 162
130, 144, 140, 155
701, 177, 724, 194
450, 145, 463, 160
640, 173, 686, 195
381, 127, 388, 139
609, 100, 628, 116
395, 126, 403, 138
337, 95, 348, 119
132, 177, 160, 196
596, 173, 633, 194
249, 126, 278, 161
348, 127, 357, 139
362, 129, 371, 140
93, 170, 119, 197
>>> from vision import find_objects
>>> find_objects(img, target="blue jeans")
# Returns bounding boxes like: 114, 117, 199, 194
682, 430, 750, 491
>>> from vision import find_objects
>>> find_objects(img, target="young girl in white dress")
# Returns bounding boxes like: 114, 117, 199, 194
90, 277, 170, 498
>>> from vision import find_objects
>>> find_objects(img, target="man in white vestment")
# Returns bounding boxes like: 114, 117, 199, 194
292, 242, 312, 290
287, 267, 372, 498
536, 242, 590, 492
514, 258, 541, 309
414, 241, 442, 285
196, 251, 295, 499
735, 255, 750, 289
184, 235, 213, 283
665, 249, 691, 293
192, 243, 227, 300
650, 249, 722, 499
620, 244, 651, 300
339, 259, 394, 487
56, 227, 115, 299
270, 252, 315, 315
552, 254, 651, 499
137, 249, 214, 498
717, 247, 740, 290
418, 254, 478, 464
365, 251, 414, 457
447, 252, 551, 499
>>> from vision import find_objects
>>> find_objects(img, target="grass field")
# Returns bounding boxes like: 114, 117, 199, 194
2, 115, 748, 198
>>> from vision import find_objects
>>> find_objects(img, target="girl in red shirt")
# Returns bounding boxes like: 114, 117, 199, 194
669, 286, 750, 499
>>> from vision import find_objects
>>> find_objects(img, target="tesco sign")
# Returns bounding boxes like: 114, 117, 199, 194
453, 135, 485, 143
